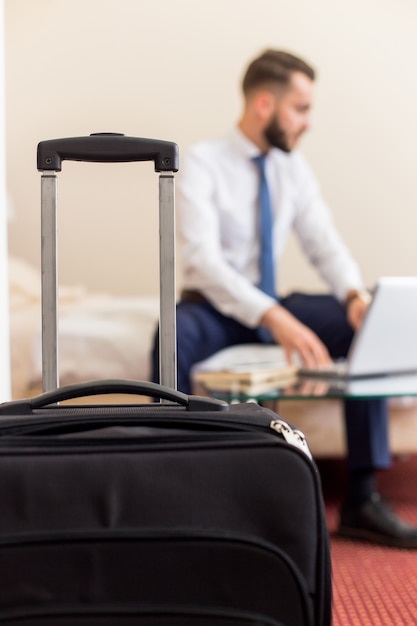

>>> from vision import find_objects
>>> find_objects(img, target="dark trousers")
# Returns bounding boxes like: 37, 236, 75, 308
151, 292, 390, 471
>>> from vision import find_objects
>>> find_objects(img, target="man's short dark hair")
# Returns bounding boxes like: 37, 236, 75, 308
242, 49, 316, 96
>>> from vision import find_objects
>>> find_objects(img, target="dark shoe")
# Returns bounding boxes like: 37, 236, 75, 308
338, 493, 417, 549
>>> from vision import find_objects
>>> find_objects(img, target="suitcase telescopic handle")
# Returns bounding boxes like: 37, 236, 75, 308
1, 380, 228, 414
37, 133, 179, 172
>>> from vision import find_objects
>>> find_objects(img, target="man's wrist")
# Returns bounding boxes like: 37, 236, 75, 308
260, 302, 282, 327
344, 289, 372, 309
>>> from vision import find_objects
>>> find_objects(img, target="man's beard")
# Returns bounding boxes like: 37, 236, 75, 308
263, 116, 291, 153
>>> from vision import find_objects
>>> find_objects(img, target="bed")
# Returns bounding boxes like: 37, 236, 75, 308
9, 255, 159, 399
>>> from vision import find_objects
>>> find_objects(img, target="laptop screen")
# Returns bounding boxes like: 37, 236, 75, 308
348, 276, 417, 377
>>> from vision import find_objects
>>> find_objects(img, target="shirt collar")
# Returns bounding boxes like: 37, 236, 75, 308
229, 126, 297, 164
229, 126, 264, 160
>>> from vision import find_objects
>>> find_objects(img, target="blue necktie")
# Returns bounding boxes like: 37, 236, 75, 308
253, 154, 275, 298
253, 154, 276, 343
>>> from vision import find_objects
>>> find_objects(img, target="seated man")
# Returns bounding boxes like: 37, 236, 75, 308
152, 48, 417, 548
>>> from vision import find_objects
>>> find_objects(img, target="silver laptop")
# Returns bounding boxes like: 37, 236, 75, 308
299, 276, 417, 379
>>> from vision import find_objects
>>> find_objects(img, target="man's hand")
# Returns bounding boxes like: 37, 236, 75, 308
260, 304, 332, 368
345, 290, 372, 330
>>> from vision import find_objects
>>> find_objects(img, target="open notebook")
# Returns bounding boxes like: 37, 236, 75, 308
299, 276, 417, 379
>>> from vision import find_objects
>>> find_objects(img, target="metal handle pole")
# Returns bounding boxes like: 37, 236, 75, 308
159, 174, 177, 392
41, 172, 59, 392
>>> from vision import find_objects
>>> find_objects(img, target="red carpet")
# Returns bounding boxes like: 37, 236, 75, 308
319, 456, 417, 625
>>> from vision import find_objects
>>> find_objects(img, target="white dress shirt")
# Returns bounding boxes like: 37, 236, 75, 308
177, 127, 364, 329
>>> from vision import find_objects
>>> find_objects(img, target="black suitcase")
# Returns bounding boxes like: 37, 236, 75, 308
0, 134, 332, 626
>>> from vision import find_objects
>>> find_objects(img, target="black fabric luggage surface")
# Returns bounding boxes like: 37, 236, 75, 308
0, 134, 332, 625
0, 381, 331, 626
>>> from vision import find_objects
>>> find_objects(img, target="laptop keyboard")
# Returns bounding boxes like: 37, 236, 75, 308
299, 359, 348, 378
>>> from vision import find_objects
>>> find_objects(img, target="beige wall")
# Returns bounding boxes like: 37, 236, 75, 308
1, 0, 11, 400
5, 0, 417, 297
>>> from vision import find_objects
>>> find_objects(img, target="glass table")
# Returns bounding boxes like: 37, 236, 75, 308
205, 372, 417, 404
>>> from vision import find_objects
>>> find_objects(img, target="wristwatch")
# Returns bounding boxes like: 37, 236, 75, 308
344, 289, 372, 308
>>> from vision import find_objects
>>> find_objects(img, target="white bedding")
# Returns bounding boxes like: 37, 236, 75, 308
9, 256, 159, 398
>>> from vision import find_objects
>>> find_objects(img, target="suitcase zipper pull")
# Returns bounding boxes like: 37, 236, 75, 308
269, 419, 312, 460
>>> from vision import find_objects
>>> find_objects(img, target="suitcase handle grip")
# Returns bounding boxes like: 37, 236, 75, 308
4, 380, 228, 414
37, 133, 179, 172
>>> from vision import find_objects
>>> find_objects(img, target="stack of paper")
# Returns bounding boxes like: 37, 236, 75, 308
192, 344, 299, 395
